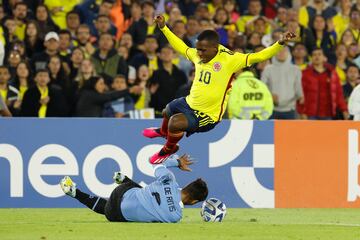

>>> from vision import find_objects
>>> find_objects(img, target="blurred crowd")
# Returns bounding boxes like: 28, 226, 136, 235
0, 0, 359, 120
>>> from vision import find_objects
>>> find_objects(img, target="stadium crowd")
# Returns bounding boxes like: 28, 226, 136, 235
0, 0, 359, 120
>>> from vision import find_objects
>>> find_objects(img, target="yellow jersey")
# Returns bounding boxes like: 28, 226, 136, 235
160, 25, 283, 121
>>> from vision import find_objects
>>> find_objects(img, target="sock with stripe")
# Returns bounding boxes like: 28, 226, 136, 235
75, 189, 107, 214
160, 114, 169, 136
164, 131, 184, 152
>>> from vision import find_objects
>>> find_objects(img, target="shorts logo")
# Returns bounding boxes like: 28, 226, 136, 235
213, 62, 222, 72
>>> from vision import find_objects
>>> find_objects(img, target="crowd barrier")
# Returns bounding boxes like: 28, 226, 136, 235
0, 119, 359, 208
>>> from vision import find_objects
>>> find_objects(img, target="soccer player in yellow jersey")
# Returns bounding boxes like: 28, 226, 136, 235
144, 15, 296, 164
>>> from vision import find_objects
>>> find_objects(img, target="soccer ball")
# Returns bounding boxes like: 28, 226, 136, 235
200, 198, 226, 222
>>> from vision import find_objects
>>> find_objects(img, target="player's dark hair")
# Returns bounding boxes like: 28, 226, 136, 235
197, 30, 219, 46
183, 178, 208, 202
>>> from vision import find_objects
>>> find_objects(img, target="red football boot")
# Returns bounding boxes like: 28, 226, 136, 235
149, 145, 179, 164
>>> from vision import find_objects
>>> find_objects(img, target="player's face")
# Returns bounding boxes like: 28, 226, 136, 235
196, 40, 218, 63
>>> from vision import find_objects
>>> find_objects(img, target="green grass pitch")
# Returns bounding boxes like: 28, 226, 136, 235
1, 209, 360, 240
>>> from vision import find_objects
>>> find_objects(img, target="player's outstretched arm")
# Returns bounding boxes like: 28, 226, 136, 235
154, 15, 190, 58
247, 31, 296, 65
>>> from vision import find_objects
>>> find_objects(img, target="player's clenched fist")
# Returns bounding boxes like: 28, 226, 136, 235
154, 15, 165, 29
278, 31, 296, 45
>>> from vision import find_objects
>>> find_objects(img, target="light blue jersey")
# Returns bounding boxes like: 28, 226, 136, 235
120, 155, 183, 223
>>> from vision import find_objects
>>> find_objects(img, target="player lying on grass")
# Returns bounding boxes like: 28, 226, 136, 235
143, 15, 297, 164
60, 154, 208, 223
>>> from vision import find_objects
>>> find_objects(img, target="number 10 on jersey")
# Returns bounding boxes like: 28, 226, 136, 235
199, 70, 211, 84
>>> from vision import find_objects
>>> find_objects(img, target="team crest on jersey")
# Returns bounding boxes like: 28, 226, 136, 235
213, 62, 222, 72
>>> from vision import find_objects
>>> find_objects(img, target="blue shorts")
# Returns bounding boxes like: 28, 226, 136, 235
165, 97, 218, 136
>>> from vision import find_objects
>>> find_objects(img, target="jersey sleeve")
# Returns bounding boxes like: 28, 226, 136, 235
153, 155, 179, 184
232, 52, 251, 72
247, 42, 284, 66
160, 25, 195, 61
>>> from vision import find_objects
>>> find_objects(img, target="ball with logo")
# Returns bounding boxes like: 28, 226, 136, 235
200, 198, 227, 222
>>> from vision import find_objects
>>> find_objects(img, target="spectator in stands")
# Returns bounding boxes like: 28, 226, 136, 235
207, 0, 222, 18
7, 49, 23, 79
261, 47, 304, 119
133, 64, 151, 110
93, 14, 117, 39
117, 45, 136, 84
148, 45, 187, 117
103, 74, 135, 118
91, 32, 128, 79
335, 43, 351, 85
0, 66, 18, 115
343, 64, 360, 102
185, 16, 200, 47
66, 10, 81, 39
12, 61, 32, 112
228, 70, 273, 120
48, 55, 71, 93
311, 14, 336, 65
44, 0, 80, 29
126, 1, 142, 27
291, 43, 308, 70
119, 32, 141, 61
75, 24, 95, 57
21, 69, 69, 117
74, 59, 97, 89
127, 1, 164, 49
4, 17, 19, 45
224, 0, 240, 24
24, 20, 44, 59
333, 0, 352, 38
35, 4, 60, 39
298, 48, 349, 120
348, 8, 360, 42
0, 94, 12, 117
129, 35, 159, 72
75, 0, 115, 36
347, 42, 359, 62
69, 47, 85, 81
31, 31, 60, 72
195, 3, 211, 21
75, 76, 142, 117
340, 28, 357, 48
286, 18, 316, 53
12, 2, 28, 41
298, 0, 337, 28
274, 5, 288, 28
172, 20, 192, 48
58, 30, 73, 58
213, 7, 231, 46
167, 7, 186, 28
236, 0, 263, 33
